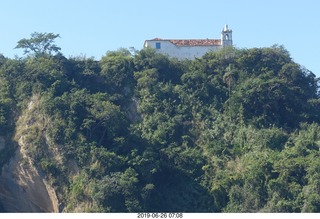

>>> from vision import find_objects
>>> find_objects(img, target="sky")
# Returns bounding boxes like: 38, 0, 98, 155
1, 0, 319, 75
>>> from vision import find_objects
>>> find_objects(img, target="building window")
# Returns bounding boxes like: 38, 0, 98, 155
156, 42, 161, 49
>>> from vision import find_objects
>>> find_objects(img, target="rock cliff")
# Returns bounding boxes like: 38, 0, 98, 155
0, 95, 59, 212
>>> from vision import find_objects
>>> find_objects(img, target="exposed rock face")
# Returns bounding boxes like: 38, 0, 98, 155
0, 150, 59, 212
0, 95, 59, 212
126, 97, 142, 123
0, 137, 5, 152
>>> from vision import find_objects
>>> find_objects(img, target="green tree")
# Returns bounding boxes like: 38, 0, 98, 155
92, 168, 141, 212
15, 32, 61, 57
100, 49, 133, 87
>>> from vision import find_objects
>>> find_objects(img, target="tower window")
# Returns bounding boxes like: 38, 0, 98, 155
156, 42, 161, 49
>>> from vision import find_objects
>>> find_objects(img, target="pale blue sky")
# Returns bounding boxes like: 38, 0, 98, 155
1, 0, 319, 75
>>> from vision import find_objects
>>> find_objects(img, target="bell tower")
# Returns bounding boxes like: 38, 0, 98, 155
221, 24, 233, 47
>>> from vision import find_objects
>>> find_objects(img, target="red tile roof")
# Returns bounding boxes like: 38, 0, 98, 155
149, 38, 221, 46
170, 39, 221, 46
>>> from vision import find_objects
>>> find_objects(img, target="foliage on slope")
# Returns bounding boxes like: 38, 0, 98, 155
0, 36, 320, 212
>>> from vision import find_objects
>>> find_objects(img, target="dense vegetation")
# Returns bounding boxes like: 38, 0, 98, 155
1, 33, 320, 212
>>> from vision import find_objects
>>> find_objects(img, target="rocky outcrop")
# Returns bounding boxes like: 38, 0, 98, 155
125, 97, 142, 123
0, 95, 59, 212
0, 137, 5, 152
0, 150, 59, 212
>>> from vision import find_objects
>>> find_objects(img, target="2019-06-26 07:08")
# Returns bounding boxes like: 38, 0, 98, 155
137, 213, 183, 218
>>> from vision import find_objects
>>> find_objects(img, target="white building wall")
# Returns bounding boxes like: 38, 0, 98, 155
145, 41, 221, 60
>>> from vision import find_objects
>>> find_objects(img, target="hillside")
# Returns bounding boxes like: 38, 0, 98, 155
0, 35, 320, 212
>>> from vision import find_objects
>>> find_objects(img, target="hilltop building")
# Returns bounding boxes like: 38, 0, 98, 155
144, 24, 232, 60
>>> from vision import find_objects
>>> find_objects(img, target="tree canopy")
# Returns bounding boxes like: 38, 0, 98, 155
15, 32, 61, 57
